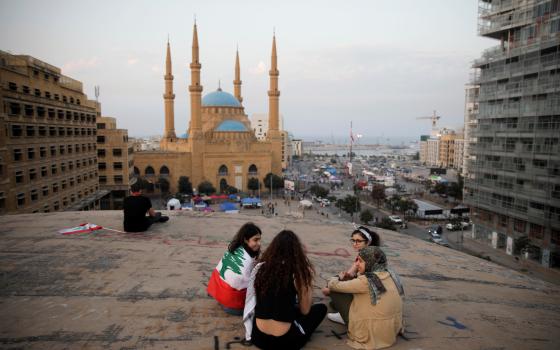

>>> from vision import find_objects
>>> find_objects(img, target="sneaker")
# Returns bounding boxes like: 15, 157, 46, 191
159, 216, 169, 223
327, 312, 345, 325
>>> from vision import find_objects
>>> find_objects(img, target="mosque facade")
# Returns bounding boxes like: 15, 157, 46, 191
133, 23, 283, 194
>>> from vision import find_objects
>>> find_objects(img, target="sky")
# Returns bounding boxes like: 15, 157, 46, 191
0, 0, 494, 142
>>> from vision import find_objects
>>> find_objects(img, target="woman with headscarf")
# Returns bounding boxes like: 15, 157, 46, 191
324, 246, 404, 349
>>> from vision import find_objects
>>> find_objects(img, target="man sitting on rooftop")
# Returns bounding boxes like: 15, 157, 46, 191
123, 182, 169, 232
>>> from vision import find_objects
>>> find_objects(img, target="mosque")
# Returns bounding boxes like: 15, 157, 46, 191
133, 23, 283, 194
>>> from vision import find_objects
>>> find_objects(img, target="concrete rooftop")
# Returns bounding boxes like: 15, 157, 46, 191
0, 211, 559, 350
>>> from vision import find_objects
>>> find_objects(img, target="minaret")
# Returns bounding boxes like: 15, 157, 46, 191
268, 33, 282, 174
189, 21, 203, 134
163, 38, 176, 139
233, 49, 243, 103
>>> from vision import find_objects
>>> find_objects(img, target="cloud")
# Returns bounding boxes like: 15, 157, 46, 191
61, 57, 99, 73
127, 57, 139, 65
249, 61, 266, 75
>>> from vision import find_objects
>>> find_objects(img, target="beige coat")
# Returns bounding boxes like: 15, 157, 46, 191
328, 273, 403, 349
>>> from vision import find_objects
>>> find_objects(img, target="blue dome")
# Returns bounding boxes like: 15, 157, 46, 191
202, 89, 241, 107
215, 120, 248, 132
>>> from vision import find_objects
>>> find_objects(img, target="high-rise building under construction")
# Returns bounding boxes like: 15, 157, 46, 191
465, 0, 560, 267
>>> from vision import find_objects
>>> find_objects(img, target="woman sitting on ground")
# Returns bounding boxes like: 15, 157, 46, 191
245, 230, 327, 349
207, 222, 262, 315
325, 246, 404, 349
323, 226, 380, 325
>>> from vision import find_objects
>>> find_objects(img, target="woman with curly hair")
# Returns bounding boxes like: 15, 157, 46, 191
207, 222, 262, 315
244, 230, 326, 349
325, 246, 404, 349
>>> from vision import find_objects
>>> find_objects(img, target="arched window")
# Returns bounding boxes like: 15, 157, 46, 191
145, 166, 155, 175
133, 166, 140, 175
218, 165, 228, 176
248, 164, 258, 175
160, 165, 169, 175
220, 178, 228, 193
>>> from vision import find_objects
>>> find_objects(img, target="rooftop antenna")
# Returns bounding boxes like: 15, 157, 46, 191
94, 85, 100, 102
218, 79, 221, 91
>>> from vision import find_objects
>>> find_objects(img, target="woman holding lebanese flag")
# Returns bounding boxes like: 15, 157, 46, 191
207, 222, 262, 315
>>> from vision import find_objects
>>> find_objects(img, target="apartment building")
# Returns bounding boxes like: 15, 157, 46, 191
0, 51, 103, 214
96, 116, 134, 209
465, 0, 560, 267
463, 84, 480, 176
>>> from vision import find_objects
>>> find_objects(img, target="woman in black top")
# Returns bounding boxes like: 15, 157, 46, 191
252, 230, 327, 349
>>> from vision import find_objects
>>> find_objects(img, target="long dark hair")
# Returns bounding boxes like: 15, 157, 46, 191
352, 226, 380, 246
228, 222, 262, 256
254, 230, 314, 298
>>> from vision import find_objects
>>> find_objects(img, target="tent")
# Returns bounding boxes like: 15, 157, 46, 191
241, 197, 262, 208
220, 202, 239, 213
299, 199, 313, 208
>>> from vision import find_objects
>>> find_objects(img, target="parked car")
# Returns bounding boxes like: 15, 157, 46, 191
446, 221, 470, 231
427, 225, 443, 237
388, 215, 403, 224
321, 198, 331, 206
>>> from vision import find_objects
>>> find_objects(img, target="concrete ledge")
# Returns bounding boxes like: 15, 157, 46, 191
0, 211, 559, 349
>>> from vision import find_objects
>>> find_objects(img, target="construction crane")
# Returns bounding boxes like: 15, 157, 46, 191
416, 110, 441, 128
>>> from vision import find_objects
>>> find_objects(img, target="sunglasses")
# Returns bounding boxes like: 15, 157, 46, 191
350, 239, 367, 244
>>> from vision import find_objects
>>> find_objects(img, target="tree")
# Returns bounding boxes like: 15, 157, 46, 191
412, 151, 420, 160
198, 181, 216, 195
218, 248, 246, 279
399, 198, 418, 218
376, 217, 396, 231
370, 184, 386, 208
434, 182, 447, 195
386, 194, 401, 214
134, 177, 150, 190
225, 185, 238, 194
341, 195, 361, 217
309, 184, 329, 198
360, 209, 374, 225
247, 178, 260, 193
178, 176, 193, 194
448, 175, 464, 200
263, 173, 284, 191
157, 177, 170, 193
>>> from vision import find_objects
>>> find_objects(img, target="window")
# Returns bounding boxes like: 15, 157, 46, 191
50, 146, 56, 157
62, 95, 67, 103
67, 144, 72, 154
42, 186, 49, 197
97, 136, 105, 143
59, 145, 65, 155
533, 159, 547, 168
34, 88, 41, 97
76, 99, 80, 105
58, 127, 65, 136
66, 111, 72, 120
99, 176, 107, 184
26, 126, 35, 137
27, 148, 35, 160
40, 147, 46, 158
97, 123, 106, 129
0, 192, 5, 210
30, 189, 38, 201
41, 166, 47, 177
160, 166, 169, 175
38, 126, 46, 136
29, 168, 37, 181
8, 82, 17, 91
17, 193, 25, 207
75, 144, 80, 153
9, 103, 21, 115
37, 107, 46, 118
69, 178, 75, 187
61, 180, 67, 189
13, 149, 23, 161
24, 105, 34, 117
70, 97, 74, 104
248, 164, 258, 175
49, 127, 57, 136
97, 149, 106, 157
15, 171, 24, 184
63, 197, 68, 206
53, 201, 60, 211
145, 166, 155, 175
48, 108, 55, 119
57, 110, 64, 120
52, 183, 59, 193
218, 165, 228, 176
54, 94, 59, 101
98, 162, 106, 170
68, 161, 73, 170
61, 162, 66, 172
114, 175, 123, 184
11, 125, 22, 137
51, 164, 57, 175
112, 148, 122, 157
529, 223, 544, 239
45, 91, 51, 99
67, 127, 73, 136
113, 162, 123, 170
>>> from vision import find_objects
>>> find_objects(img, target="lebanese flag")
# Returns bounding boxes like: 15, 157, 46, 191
207, 246, 255, 310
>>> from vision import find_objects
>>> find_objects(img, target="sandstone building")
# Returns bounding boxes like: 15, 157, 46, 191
133, 23, 283, 194
0, 51, 104, 214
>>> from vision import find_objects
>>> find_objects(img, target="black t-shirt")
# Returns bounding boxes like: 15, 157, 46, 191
123, 195, 152, 232
255, 282, 298, 322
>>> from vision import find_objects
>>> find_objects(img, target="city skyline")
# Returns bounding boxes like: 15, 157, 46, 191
0, 0, 493, 139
